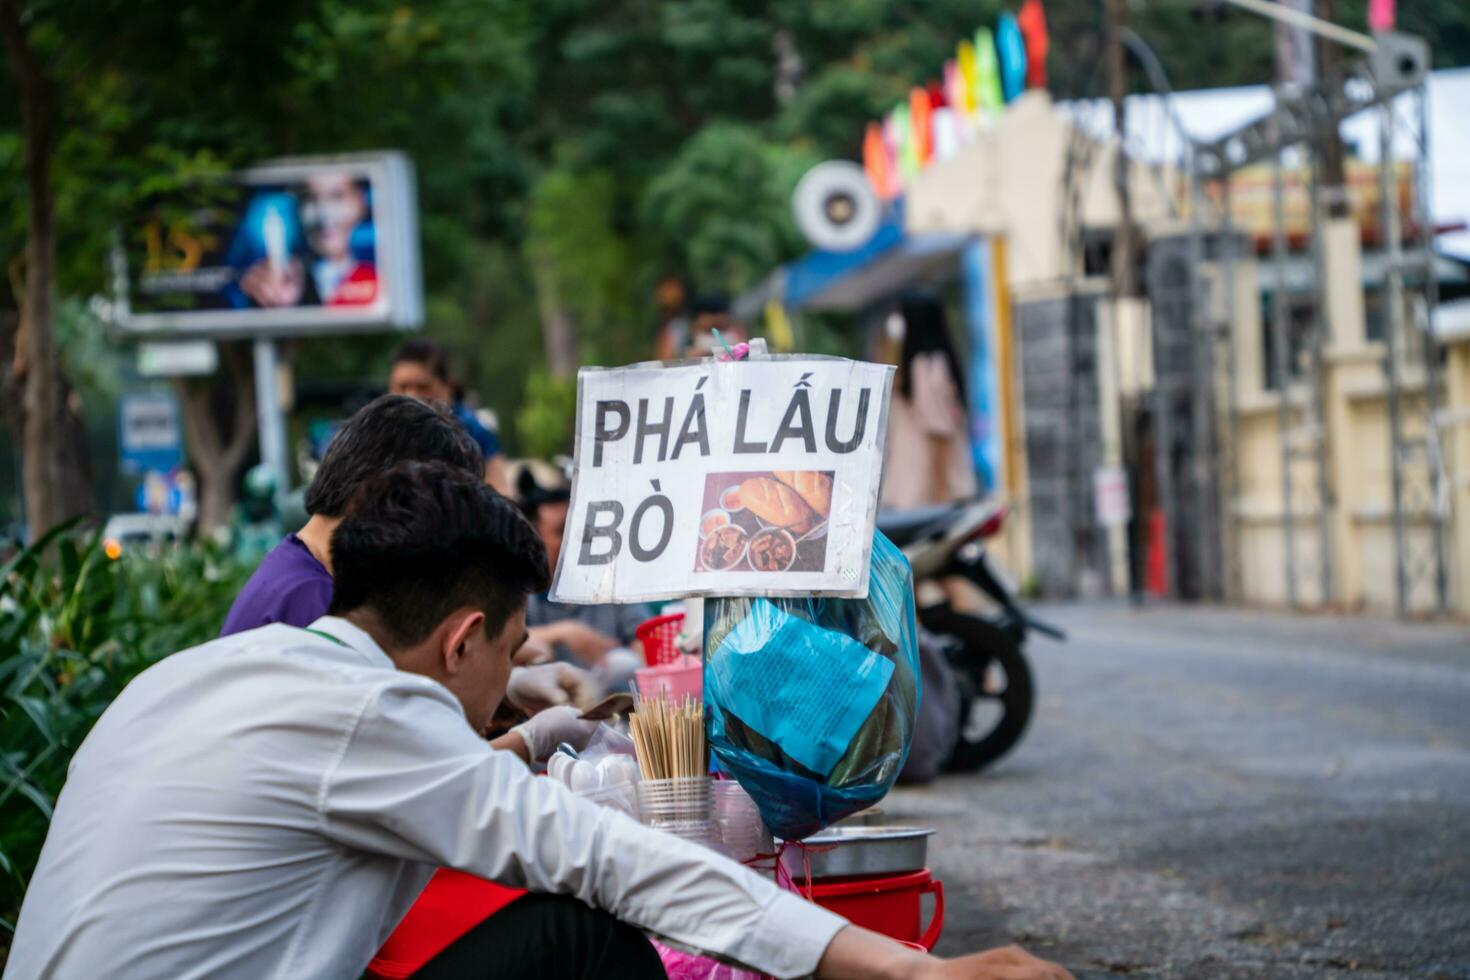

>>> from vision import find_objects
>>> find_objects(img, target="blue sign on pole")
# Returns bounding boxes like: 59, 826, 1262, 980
118, 392, 184, 476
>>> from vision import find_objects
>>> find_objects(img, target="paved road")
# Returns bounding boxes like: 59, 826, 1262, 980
885, 603, 1470, 980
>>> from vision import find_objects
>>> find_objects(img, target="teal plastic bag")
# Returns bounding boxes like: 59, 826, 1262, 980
704, 532, 921, 840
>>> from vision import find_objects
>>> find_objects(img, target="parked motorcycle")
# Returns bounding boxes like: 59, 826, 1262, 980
877, 499, 1065, 772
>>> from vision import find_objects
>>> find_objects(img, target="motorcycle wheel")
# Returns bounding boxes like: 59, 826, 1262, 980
919, 606, 1035, 773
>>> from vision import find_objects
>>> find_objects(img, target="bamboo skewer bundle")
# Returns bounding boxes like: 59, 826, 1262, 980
628, 693, 706, 780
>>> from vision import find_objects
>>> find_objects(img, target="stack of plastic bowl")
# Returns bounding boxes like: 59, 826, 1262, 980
636, 776, 716, 847
550, 751, 642, 818
712, 780, 772, 862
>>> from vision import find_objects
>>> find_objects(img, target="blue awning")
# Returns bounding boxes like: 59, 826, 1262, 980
764, 204, 977, 314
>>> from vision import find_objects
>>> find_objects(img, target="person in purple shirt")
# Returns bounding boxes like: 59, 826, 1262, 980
221, 394, 482, 637
220, 393, 594, 714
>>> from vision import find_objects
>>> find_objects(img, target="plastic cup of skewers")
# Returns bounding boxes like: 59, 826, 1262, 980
636, 777, 715, 842
629, 692, 718, 846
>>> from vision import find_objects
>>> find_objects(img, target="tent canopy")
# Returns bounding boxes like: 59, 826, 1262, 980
746, 209, 975, 316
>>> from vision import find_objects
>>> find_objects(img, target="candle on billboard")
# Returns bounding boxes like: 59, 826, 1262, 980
262, 206, 288, 271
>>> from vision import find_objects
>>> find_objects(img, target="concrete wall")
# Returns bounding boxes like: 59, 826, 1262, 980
905, 91, 1173, 290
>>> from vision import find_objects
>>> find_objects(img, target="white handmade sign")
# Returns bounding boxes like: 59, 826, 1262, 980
1092, 465, 1132, 528
550, 357, 894, 604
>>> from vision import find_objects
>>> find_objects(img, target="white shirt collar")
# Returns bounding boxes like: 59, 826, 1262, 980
305, 616, 395, 670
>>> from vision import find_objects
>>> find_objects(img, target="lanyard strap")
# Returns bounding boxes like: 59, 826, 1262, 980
304, 627, 347, 648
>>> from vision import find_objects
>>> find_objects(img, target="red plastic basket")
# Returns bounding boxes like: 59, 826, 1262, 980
635, 612, 687, 667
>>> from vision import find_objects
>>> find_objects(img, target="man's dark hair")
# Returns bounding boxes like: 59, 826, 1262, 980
390, 338, 452, 382
515, 465, 571, 521
328, 461, 549, 647
304, 394, 482, 518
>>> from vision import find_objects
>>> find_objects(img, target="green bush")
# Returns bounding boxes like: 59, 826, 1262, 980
0, 527, 250, 951
515, 370, 579, 460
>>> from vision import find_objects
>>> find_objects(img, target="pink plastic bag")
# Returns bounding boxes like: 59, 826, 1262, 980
651, 941, 763, 980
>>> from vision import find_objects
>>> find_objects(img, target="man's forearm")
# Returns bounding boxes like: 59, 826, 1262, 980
815, 925, 927, 980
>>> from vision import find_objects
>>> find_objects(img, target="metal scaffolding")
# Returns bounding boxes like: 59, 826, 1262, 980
1377, 79, 1450, 616
1190, 32, 1450, 616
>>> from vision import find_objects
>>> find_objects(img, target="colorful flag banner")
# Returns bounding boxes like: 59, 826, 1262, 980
909, 87, 933, 166
1017, 0, 1050, 89
956, 40, 980, 116
931, 107, 961, 162
882, 112, 905, 196
974, 27, 1004, 115
862, 122, 897, 200
854, 12, 1053, 196
996, 12, 1027, 103
893, 103, 919, 179
1368, 0, 1394, 32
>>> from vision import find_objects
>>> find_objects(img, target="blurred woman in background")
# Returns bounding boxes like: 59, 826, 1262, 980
388, 339, 509, 494
880, 290, 977, 510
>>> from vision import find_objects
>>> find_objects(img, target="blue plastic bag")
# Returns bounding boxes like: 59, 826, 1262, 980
703, 532, 921, 841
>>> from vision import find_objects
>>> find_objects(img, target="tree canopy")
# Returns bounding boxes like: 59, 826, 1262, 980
2, 0, 1469, 520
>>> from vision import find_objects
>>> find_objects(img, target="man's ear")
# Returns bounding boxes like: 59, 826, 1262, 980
441, 609, 487, 676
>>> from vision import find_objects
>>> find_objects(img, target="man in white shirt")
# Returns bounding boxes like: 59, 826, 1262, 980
6, 462, 1071, 980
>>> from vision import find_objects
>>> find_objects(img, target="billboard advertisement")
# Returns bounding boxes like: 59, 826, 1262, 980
112, 152, 422, 338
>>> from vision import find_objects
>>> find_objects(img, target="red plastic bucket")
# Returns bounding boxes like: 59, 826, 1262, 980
636, 612, 686, 666
801, 868, 944, 950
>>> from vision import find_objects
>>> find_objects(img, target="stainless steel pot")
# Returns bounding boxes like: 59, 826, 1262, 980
779, 826, 933, 879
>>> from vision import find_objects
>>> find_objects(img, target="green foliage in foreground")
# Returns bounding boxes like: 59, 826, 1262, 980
0, 528, 250, 949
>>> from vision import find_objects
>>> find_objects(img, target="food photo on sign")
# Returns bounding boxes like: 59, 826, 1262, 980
695, 470, 835, 574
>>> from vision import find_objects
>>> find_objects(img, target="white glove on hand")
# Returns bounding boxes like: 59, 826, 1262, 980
505, 662, 599, 714
511, 705, 601, 764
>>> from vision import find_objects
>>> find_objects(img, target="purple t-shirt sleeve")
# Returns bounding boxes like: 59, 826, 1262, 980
219, 535, 334, 637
